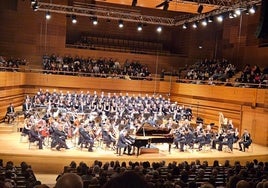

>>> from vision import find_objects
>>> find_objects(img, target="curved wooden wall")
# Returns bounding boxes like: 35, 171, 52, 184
0, 72, 267, 146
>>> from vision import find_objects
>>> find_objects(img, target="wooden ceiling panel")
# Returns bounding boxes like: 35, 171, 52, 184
95, 0, 219, 14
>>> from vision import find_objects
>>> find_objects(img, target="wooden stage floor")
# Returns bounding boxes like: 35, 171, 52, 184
0, 132, 267, 174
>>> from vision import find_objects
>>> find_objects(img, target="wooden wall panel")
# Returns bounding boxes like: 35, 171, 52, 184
23, 73, 172, 94
171, 83, 264, 106
241, 106, 268, 146
0, 72, 25, 87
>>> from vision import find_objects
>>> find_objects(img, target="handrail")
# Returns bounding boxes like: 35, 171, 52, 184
0, 66, 267, 88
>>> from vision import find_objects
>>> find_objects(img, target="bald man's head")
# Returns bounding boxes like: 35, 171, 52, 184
55, 173, 83, 188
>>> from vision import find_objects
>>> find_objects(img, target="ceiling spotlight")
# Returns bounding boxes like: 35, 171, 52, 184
137, 23, 143, 31
72, 15, 77, 24
32, 2, 39, 11
201, 19, 207, 26
249, 5, 256, 14
156, 26, 162, 33
245, 8, 250, 15
31, 0, 36, 5
217, 15, 223, 22
118, 20, 124, 28
208, 16, 214, 23
229, 12, 234, 19
192, 22, 198, 29
182, 23, 188, 29
92, 17, 98, 25
45, 11, 51, 20
235, 9, 241, 16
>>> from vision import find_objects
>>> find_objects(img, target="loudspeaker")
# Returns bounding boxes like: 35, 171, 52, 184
197, 5, 203, 14
256, 0, 268, 39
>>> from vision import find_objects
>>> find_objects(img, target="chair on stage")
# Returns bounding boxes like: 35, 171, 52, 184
28, 133, 39, 149
20, 132, 29, 143
78, 136, 88, 151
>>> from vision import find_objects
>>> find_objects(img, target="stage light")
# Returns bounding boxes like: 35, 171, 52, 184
45, 11, 51, 20
245, 7, 250, 15
156, 26, 162, 33
182, 23, 188, 29
235, 9, 241, 16
32, 2, 39, 11
118, 20, 124, 28
72, 15, 77, 24
208, 16, 214, 23
249, 5, 256, 14
137, 23, 143, 31
229, 12, 234, 19
192, 22, 198, 29
217, 15, 223, 22
92, 17, 98, 25
201, 19, 207, 26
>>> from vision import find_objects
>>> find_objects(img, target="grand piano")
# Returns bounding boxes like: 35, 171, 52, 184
131, 123, 174, 156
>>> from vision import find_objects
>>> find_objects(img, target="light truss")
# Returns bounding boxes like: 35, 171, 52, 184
35, 0, 261, 27
181, 0, 252, 7
36, 2, 176, 26
175, 0, 262, 26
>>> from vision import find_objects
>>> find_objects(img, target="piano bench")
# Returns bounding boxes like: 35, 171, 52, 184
140, 148, 159, 155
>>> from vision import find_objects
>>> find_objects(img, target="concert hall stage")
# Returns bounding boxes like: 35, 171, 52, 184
0, 132, 267, 174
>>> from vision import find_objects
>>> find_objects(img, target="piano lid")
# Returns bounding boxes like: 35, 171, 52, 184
136, 123, 170, 136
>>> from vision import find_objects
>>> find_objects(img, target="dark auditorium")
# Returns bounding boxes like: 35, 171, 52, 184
0, 0, 267, 187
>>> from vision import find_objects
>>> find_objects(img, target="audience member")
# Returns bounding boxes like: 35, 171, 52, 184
55, 173, 83, 188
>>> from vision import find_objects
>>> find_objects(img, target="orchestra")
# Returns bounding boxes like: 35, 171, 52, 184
12, 89, 250, 155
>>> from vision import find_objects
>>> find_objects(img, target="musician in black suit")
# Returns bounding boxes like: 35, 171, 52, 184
239, 129, 252, 152
29, 125, 44, 149
173, 129, 186, 152
22, 99, 31, 118
5, 103, 15, 123
53, 123, 69, 151
102, 128, 116, 149
211, 130, 224, 150
198, 130, 212, 151
218, 130, 233, 151
116, 129, 133, 155
78, 124, 94, 152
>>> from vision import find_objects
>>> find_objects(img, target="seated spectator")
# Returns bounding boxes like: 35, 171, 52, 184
55, 173, 83, 188
102, 171, 148, 188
